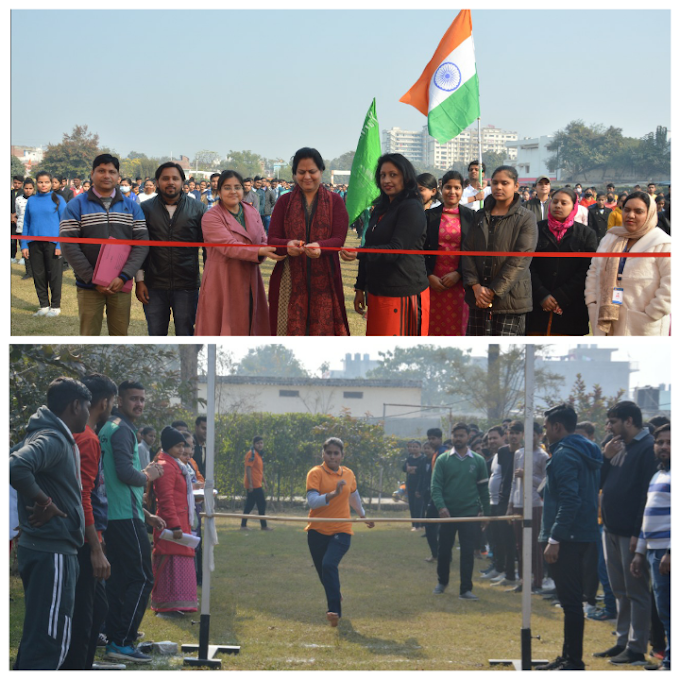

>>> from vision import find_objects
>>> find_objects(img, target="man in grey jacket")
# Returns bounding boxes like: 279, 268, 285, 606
10, 377, 92, 669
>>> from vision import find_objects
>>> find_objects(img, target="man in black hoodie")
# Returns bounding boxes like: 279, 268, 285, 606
10, 377, 92, 669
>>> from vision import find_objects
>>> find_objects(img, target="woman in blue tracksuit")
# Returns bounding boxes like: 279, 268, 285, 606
20, 171, 66, 317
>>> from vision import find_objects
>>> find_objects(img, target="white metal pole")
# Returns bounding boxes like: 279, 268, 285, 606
521, 345, 535, 669
198, 344, 217, 657
477, 117, 483, 210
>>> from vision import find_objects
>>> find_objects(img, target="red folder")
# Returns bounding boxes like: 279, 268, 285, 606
91, 237, 134, 292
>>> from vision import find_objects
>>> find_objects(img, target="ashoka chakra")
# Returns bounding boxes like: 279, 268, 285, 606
433, 62, 462, 92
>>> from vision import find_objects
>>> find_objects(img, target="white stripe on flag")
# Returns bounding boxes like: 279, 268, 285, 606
428, 35, 477, 112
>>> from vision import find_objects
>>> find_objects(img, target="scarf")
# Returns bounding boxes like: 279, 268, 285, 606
597, 199, 658, 334
547, 200, 578, 242
178, 459, 195, 528
281, 185, 347, 335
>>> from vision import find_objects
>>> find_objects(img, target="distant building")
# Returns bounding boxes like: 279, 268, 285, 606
537, 345, 636, 403
382, 127, 427, 166
382, 124, 517, 171
176, 155, 191, 170
329, 353, 380, 379
506, 135, 560, 184
634, 384, 671, 420
197, 375, 423, 423
12, 145, 44, 172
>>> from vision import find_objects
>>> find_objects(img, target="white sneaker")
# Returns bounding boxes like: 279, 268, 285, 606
10, 258, 18, 264
33, 307, 50, 317
480, 568, 503, 580
490, 572, 507, 583
584, 603, 598, 616
45, 308, 61, 317
18, 258, 25, 265
542, 577, 555, 590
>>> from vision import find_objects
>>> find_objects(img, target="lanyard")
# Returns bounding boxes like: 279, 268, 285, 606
617, 239, 633, 280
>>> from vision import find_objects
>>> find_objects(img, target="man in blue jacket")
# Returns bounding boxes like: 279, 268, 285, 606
536, 404, 602, 671
9, 377, 92, 669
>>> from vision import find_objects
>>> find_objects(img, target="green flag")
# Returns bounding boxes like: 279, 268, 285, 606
345, 99, 381, 228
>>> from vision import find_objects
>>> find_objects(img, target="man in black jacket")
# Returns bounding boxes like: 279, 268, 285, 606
525, 175, 551, 223
593, 401, 657, 666
136, 162, 206, 336
587, 193, 611, 243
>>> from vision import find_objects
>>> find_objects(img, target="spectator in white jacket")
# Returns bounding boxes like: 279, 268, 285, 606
585, 192, 670, 336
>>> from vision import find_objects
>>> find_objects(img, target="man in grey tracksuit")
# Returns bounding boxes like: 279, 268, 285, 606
9, 378, 92, 670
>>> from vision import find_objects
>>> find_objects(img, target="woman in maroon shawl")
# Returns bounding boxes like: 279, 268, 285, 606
267, 147, 350, 335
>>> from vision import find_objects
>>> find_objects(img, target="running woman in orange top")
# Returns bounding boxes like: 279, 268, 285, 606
305, 437, 374, 627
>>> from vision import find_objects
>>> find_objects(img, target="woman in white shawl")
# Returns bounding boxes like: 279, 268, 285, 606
585, 192, 670, 336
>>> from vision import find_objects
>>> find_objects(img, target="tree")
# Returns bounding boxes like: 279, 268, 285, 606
367, 345, 470, 406
564, 373, 625, 442
11, 154, 25, 178
546, 120, 626, 180
481, 150, 507, 173
328, 151, 356, 172
453, 345, 564, 420
119, 154, 161, 182
235, 345, 308, 377
193, 150, 221, 170
222, 150, 264, 177
10, 344, 199, 445
40, 125, 100, 179
634, 126, 670, 178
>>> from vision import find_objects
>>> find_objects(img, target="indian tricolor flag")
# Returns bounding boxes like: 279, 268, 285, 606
400, 9, 480, 144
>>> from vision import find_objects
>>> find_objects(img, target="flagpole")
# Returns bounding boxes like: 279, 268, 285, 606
477, 117, 483, 210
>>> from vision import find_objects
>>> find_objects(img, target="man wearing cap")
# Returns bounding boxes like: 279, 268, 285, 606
525, 176, 551, 223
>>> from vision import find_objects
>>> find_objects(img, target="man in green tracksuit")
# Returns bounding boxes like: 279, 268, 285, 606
431, 422, 490, 600
10, 377, 92, 669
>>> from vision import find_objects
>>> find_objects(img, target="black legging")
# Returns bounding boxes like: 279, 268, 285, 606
407, 481, 423, 528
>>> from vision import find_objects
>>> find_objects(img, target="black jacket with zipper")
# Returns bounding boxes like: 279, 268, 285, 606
140, 193, 206, 290
355, 195, 428, 297
461, 193, 538, 314
526, 219, 596, 335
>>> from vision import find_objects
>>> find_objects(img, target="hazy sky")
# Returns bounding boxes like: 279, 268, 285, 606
203, 339, 669, 391
11, 8, 670, 163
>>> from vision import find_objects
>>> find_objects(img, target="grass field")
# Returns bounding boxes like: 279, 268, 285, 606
10, 232, 367, 337
9, 515, 642, 671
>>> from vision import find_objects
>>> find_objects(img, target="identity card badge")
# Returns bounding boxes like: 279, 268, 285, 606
612, 288, 624, 305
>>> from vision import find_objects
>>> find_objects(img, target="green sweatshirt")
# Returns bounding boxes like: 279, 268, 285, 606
430, 448, 491, 516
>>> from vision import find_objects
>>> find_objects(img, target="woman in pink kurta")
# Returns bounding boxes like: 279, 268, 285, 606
423, 170, 474, 336
195, 170, 285, 336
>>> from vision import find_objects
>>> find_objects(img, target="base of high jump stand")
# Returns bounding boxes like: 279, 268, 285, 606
489, 628, 549, 671
182, 614, 240, 668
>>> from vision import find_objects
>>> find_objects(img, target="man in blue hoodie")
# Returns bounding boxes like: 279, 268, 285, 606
9, 377, 92, 669
536, 404, 602, 671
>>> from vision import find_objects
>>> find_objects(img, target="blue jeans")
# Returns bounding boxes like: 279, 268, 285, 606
597, 524, 616, 614
261, 215, 271, 233
307, 530, 351, 617
647, 549, 670, 668
144, 288, 198, 336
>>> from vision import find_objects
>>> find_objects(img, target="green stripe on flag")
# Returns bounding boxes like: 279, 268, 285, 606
428, 74, 480, 145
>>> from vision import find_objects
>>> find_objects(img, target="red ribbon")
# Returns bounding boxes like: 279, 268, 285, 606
11, 234, 670, 258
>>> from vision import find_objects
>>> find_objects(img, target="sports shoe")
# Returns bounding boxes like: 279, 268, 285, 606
541, 577, 556, 590
239, 526, 250, 531
18, 258, 25, 265
11, 258, 18, 264
261, 526, 274, 531
45, 307, 61, 317
535, 656, 566, 670
481, 569, 503, 580
97, 633, 108, 647
33, 307, 50, 317
491, 578, 516, 587
459, 591, 479, 600
587, 609, 616, 621
593, 644, 625, 658
104, 642, 152, 664
433, 583, 447, 594
424, 556, 436, 563
609, 648, 647, 666
584, 603, 599, 616
490, 572, 507, 583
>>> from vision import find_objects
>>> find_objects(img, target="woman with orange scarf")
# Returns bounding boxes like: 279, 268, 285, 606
585, 192, 670, 336
267, 148, 350, 335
